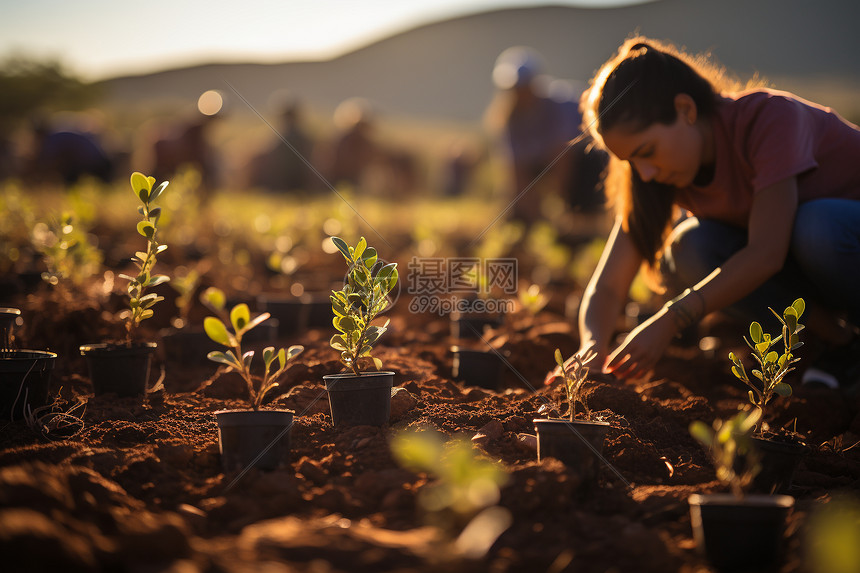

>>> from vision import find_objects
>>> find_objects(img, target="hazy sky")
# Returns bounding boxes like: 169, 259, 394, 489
0, 0, 651, 80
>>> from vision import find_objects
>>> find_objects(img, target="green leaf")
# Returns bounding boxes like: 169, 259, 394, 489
359, 345, 373, 357
148, 275, 170, 287
755, 341, 770, 355
137, 221, 155, 238
242, 351, 254, 370
263, 347, 275, 367
353, 237, 367, 260
149, 181, 168, 203
331, 237, 351, 261
731, 365, 745, 380
141, 295, 164, 309
331, 296, 348, 317
207, 350, 241, 369
748, 390, 756, 404
286, 345, 303, 360
773, 382, 792, 397
200, 287, 226, 311
337, 316, 356, 332
330, 334, 347, 351
130, 172, 153, 195
277, 348, 287, 369
204, 317, 231, 346
238, 312, 270, 336
554, 349, 564, 368
792, 298, 805, 318
139, 309, 153, 320
372, 357, 383, 370
750, 321, 763, 343
784, 312, 797, 334
753, 369, 763, 381
230, 303, 251, 333
764, 351, 779, 365
362, 246, 377, 268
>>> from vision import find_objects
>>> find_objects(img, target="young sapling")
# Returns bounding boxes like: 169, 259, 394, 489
554, 347, 597, 421
689, 409, 762, 499
329, 236, 398, 375
120, 172, 170, 342
728, 298, 805, 434
202, 287, 303, 411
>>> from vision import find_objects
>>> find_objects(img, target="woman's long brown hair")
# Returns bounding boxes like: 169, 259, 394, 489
583, 36, 754, 286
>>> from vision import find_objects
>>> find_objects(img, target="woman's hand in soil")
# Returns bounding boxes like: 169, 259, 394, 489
604, 311, 677, 380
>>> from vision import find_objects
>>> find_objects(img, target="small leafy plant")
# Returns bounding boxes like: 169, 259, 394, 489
689, 409, 762, 499
120, 172, 170, 342
518, 283, 548, 315
391, 428, 511, 558
554, 347, 597, 421
202, 287, 303, 411
728, 298, 805, 433
329, 236, 398, 375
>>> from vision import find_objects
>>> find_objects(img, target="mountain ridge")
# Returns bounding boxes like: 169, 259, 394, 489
101, 0, 860, 122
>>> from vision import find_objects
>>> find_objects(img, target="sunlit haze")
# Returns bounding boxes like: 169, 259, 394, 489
0, 0, 653, 80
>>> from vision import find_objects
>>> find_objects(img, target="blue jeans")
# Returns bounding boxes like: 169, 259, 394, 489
663, 199, 860, 325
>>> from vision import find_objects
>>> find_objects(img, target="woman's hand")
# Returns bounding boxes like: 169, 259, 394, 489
604, 310, 678, 380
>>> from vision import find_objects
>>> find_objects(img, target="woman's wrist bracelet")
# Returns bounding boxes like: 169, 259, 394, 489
665, 288, 706, 330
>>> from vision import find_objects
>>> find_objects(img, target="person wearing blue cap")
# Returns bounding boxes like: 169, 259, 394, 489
484, 47, 571, 224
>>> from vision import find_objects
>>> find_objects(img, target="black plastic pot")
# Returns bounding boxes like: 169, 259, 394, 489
257, 295, 307, 336
451, 346, 506, 390
450, 310, 504, 339
533, 418, 610, 482
0, 350, 57, 421
323, 371, 394, 427
749, 437, 807, 494
160, 328, 219, 364
80, 342, 157, 397
688, 493, 794, 573
215, 408, 294, 472
304, 295, 334, 329
258, 293, 332, 335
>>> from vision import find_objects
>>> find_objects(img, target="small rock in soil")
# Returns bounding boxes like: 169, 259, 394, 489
390, 387, 418, 420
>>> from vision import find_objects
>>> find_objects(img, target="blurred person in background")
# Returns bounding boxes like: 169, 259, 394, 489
323, 97, 378, 190
24, 117, 115, 185
484, 46, 569, 225
242, 97, 314, 192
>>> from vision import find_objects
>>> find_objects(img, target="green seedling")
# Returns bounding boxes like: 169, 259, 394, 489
119, 172, 170, 341
329, 236, 398, 375
690, 409, 762, 499
728, 298, 805, 433
554, 347, 597, 421
32, 213, 102, 288
518, 283, 548, 315
169, 267, 201, 329
202, 287, 303, 411
391, 429, 511, 557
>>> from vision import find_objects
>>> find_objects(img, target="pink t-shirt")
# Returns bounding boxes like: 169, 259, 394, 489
675, 88, 860, 227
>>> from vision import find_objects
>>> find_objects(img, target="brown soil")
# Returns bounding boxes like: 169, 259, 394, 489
2, 286, 860, 573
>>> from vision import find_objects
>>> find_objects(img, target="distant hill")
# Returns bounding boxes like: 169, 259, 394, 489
101, 0, 860, 123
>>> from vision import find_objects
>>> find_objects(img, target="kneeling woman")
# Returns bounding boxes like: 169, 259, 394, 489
573, 37, 860, 386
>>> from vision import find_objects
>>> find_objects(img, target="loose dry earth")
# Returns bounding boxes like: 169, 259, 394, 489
2, 272, 860, 573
